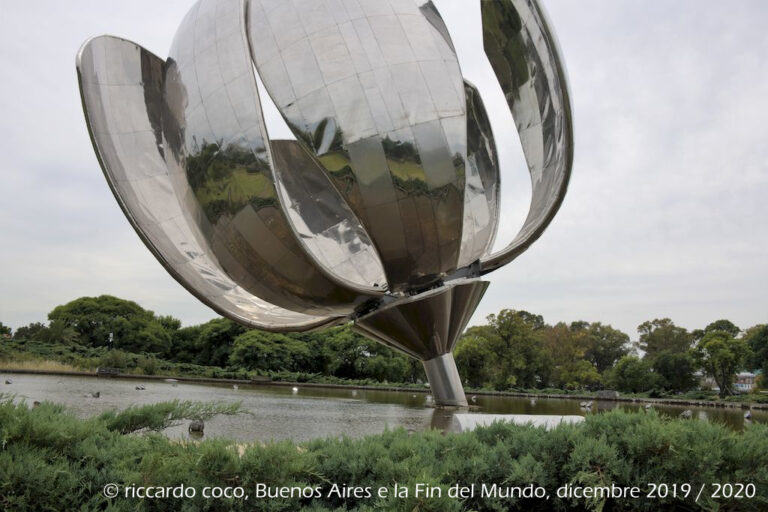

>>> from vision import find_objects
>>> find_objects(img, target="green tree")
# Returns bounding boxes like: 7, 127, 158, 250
694, 331, 751, 397
229, 331, 312, 372
582, 322, 631, 374
315, 325, 371, 379
607, 356, 660, 393
652, 350, 698, 392
157, 315, 182, 332
744, 324, 768, 376
316, 325, 415, 383
467, 310, 551, 390
168, 325, 204, 364
0, 322, 11, 337
38, 320, 79, 345
355, 351, 410, 383
704, 319, 741, 338
47, 296, 173, 354
454, 335, 495, 388
12, 322, 46, 340
131, 321, 173, 355
557, 359, 601, 390
193, 318, 246, 367
541, 322, 592, 390
637, 318, 692, 359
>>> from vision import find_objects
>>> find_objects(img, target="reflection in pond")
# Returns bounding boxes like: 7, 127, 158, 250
3, 374, 764, 443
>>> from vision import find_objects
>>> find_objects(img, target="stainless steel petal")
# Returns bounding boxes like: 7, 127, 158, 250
76, 35, 339, 331
270, 139, 387, 291
163, 0, 381, 314
457, 79, 501, 268
247, 0, 467, 292
478, 0, 574, 274
410, 1, 501, 275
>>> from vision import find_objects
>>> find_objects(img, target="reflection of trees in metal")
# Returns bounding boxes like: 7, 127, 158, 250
482, 1, 531, 99
77, 0, 573, 406
185, 141, 275, 223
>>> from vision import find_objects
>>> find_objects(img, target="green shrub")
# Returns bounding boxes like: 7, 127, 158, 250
0, 399, 766, 511
136, 355, 159, 375
98, 349, 132, 369
97, 399, 246, 434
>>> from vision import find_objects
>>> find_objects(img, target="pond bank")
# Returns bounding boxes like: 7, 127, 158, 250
2, 366, 765, 411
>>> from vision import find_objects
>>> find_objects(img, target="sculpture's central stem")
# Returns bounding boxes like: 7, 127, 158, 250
352, 279, 489, 409
423, 353, 468, 407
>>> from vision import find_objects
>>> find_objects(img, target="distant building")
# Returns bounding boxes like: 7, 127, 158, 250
735, 372, 756, 392
696, 370, 757, 393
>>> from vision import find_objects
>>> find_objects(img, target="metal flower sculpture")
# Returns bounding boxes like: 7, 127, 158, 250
77, 0, 572, 406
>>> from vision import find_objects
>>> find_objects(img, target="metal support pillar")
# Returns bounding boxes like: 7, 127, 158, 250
423, 352, 468, 407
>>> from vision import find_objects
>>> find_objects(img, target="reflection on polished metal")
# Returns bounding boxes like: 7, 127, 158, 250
77, 0, 573, 407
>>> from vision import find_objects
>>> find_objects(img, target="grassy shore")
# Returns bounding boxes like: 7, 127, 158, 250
0, 358, 81, 373
1, 398, 766, 511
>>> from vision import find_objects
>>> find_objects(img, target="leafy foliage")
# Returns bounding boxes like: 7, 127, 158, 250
456, 313, 631, 392
637, 318, 692, 359
745, 324, 768, 377
694, 331, 752, 397
230, 331, 313, 372
47, 295, 174, 354
606, 356, 660, 393
12, 321, 46, 340
98, 399, 246, 434
0, 399, 766, 511
5, 296, 763, 397
652, 350, 698, 392
582, 322, 631, 373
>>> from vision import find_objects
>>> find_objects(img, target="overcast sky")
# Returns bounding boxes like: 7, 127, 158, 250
0, 1, 766, 339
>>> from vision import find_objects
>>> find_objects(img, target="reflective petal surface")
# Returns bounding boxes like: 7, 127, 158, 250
270, 139, 387, 290
457, 80, 501, 268
247, 0, 468, 291
162, 0, 382, 315
478, 0, 574, 274
77, 35, 340, 330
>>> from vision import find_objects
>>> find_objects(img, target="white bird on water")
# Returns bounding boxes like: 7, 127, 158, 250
292, 386, 299, 394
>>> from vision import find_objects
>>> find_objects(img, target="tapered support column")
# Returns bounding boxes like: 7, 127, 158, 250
353, 279, 487, 408
423, 353, 468, 407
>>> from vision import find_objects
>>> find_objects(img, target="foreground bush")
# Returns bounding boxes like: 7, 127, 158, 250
0, 399, 766, 511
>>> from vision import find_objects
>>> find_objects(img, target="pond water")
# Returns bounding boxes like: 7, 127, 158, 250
1, 374, 764, 442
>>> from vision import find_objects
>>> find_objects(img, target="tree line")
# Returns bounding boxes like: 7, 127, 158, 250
455, 312, 765, 397
3, 295, 766, 396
